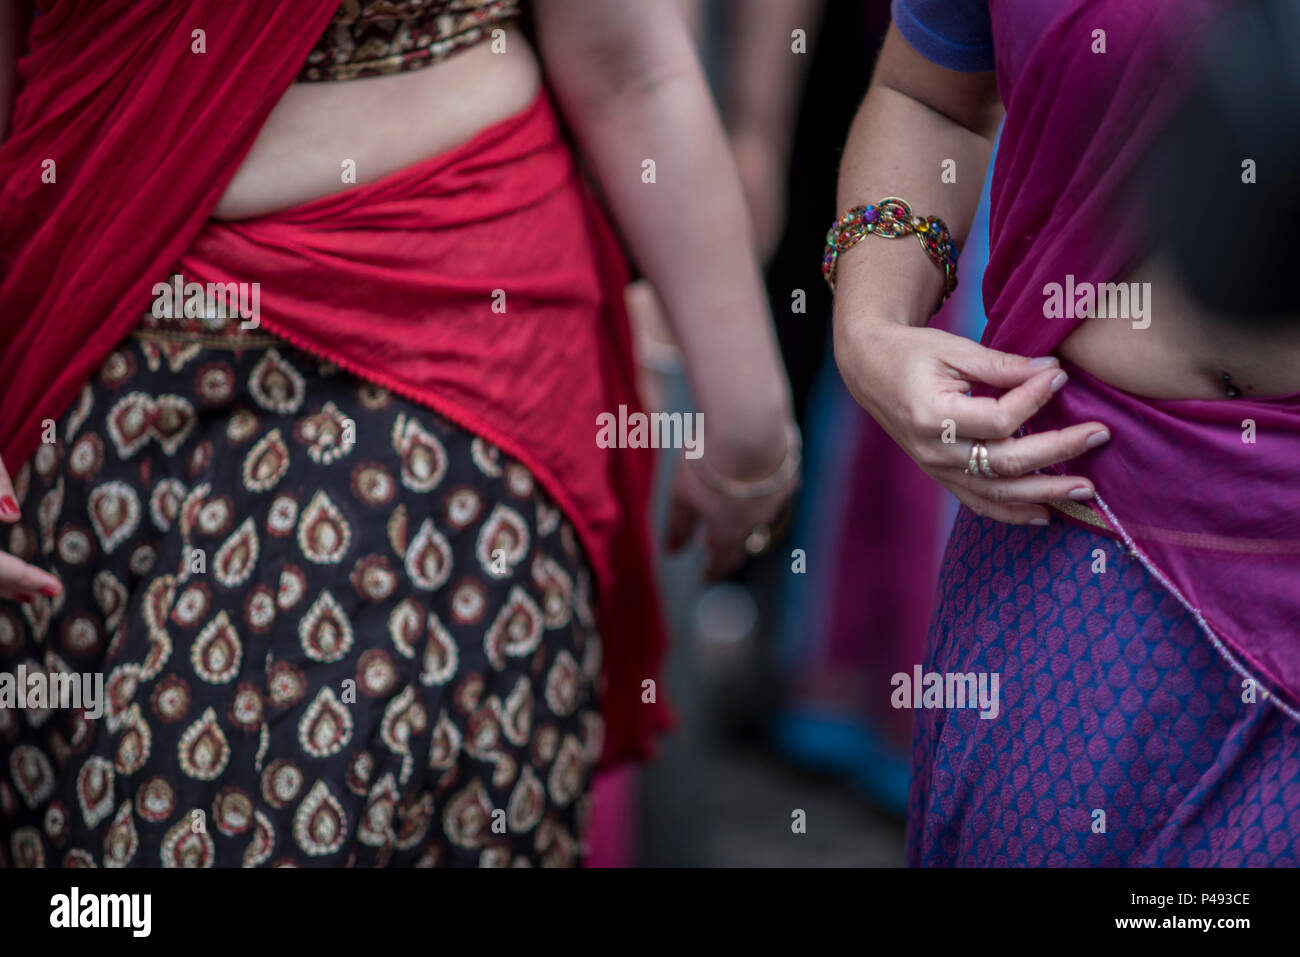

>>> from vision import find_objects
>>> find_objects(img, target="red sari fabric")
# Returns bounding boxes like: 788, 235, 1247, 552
0, 0, 671, 763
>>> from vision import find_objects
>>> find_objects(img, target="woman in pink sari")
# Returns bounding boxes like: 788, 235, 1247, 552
833, 0, 1300, 865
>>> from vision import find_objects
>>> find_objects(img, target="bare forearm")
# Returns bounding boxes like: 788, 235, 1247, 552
723, 0, 822, 153
834, 27, 1001, 329
537, 2, 791, 466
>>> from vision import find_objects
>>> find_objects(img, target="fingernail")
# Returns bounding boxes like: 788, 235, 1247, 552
39, 585, 60, 599
16, 592, 35, 603
1030, 516, 1050, 526
1050, 372, 1069, 393
1085, 429, 1111, 449
0, 496, 18, 517
1029, 356, 1060, 368
1068, 486, 1094, 501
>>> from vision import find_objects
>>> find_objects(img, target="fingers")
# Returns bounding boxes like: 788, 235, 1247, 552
957, 471, 1096, 505
940, 367, 1070, 440
947, 484, 1051, 527
0, 552, 62, 602
948, 338, 1060, 389
0, 456, 17, 523
938, 422, 1111, 476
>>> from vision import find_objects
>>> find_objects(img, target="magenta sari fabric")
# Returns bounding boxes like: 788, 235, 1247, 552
980, 0, 1300, 718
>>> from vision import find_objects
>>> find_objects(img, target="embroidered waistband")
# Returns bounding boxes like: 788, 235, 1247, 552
134, 275, 282, 348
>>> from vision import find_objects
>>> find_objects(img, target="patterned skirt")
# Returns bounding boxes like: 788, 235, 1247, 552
909, 506, 1300, 866
0, 313, 603, 867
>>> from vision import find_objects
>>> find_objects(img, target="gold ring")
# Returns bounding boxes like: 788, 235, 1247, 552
744, 525, 772, 556
965, 440, 999, 478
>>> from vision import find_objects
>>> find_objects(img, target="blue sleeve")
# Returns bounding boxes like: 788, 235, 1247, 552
891, 0, 995, 72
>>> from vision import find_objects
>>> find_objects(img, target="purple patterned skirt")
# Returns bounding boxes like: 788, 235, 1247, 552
0, 315, 603, 867
909, 506, 1300, 866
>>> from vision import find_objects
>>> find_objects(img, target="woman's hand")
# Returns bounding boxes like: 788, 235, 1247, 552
0, 456, 62, 601
625, 279, 798, 578
664, 428, 799, 579
834, 318, 1111, 525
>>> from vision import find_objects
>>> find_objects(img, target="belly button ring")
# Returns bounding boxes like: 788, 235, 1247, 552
1222, 372, 1241, 398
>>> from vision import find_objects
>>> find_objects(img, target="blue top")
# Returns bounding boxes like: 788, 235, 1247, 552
891, 0, 995, 72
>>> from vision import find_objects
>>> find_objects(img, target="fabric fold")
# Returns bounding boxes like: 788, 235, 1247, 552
0, 0, 671, 764
980, 0, 1300, 715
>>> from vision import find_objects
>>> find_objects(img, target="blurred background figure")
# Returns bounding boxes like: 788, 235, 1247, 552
590, 0, 997, 866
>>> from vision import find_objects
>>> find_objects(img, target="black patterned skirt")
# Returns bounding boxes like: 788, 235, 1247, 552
0, 313, 603, 867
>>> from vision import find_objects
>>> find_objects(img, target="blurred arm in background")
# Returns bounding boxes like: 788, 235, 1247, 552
719, 0, 823, 264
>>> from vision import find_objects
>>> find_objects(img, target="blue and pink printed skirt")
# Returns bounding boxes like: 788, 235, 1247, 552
909, 507, 1300, 867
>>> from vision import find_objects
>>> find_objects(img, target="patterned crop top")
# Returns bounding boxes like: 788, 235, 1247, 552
297, 0, 524, 83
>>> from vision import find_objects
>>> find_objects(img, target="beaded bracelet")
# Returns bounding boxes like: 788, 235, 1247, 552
822, 197, 959, 302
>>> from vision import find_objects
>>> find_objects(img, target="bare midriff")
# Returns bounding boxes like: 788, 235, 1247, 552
212, 27, 541, 221
1055, 255, 1300, 401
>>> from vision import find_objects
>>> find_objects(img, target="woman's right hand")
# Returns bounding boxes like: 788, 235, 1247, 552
0, 457, 63, 602
833, 318, 1112, 525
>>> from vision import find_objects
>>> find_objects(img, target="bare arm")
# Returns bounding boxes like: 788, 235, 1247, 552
834, 23, 1002, 327
832, 25, 1111, 525
720, 0, 823, 260
534, 0, 793, 477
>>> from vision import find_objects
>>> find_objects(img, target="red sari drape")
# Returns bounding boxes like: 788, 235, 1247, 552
0, 0, 672, 763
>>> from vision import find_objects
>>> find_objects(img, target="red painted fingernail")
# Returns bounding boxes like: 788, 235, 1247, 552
0, 496, 18, 517
17, 592, 36, 603
39, 585, 60, 598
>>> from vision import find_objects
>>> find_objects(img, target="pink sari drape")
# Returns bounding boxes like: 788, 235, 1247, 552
982, 0, 1300, 716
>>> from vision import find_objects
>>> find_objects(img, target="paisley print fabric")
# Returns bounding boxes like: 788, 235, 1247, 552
0, 316, 602, 867
298, 0, 523, 82
910, 506, 1300, 867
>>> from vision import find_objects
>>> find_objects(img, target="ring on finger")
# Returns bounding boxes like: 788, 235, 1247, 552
744, 524, 772, 556
964, 440, 1000, 479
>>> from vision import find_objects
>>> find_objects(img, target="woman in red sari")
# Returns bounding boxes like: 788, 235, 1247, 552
0, 0, 797, 866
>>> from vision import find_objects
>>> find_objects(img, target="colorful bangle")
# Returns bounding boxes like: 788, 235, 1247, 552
822, 197, 959, 302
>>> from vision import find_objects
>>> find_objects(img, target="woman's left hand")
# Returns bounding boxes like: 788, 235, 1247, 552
664, 430, 799, 579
